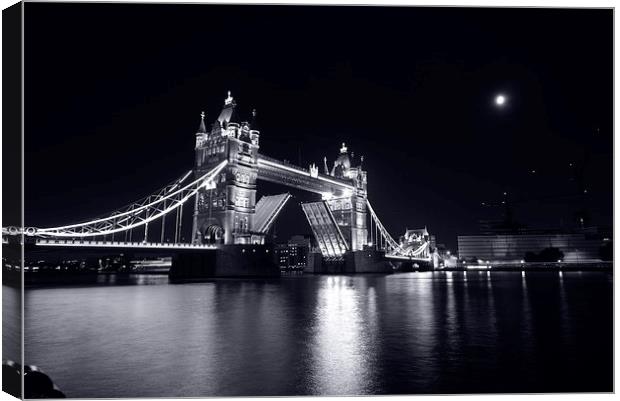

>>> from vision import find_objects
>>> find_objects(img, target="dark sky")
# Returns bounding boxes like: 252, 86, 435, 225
24, 4, 613, 250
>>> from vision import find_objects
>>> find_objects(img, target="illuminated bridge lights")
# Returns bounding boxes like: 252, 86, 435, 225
366, 199, 430, 261
34, 239, 219, 250
16, 161, 228, 239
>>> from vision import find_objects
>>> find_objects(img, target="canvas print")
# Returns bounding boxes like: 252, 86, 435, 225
2, 2, 613, 398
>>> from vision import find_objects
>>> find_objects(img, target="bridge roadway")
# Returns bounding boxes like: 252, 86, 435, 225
11, 237, 428, 264
29, 239, 423, 262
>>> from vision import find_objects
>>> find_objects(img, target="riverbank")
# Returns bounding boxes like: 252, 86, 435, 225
2, 260, 612, 287
439, 261, 612, 272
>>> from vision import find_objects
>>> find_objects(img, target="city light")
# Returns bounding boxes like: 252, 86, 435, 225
467, 265, 491, 270
495, 94, 506, 106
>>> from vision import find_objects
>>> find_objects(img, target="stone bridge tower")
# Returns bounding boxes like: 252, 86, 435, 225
192, 92, 260, 245
325, 143, 369, 251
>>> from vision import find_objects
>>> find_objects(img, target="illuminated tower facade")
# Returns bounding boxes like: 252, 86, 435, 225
325, 143, 369, 251
192, 92, 260, 245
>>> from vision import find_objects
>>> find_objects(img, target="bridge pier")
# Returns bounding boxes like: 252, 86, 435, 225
304, 249, 392, 274
169, 244, 279, 281
392, 260, 434, 272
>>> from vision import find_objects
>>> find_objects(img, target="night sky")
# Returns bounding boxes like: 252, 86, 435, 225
24, 4, 613, 250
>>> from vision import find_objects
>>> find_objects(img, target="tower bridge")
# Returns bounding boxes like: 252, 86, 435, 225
5, 91, 432, 276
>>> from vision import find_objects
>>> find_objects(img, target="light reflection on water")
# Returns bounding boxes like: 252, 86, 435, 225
16, 271, 613, 397
309, 276, 375, 394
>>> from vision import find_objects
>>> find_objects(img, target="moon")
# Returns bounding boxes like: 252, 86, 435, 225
495, 94, 506, 106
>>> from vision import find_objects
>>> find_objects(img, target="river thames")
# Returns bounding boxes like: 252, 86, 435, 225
7, 271, 613, 397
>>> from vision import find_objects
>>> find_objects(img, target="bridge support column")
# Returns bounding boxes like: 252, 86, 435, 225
191, 95, 259, 246
345, 250, 393, 273
169, 244, 279, 280
304, 249, 392, 274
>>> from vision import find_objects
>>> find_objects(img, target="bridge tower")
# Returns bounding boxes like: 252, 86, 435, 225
325, 143, 369, 251
192, 92, 260, 245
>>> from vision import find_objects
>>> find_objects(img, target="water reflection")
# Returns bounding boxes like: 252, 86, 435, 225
445, 272, 457, 349
486, 271, 495, 312
309, 276, 377, 395
485, 271, 498, 359
18, 271, 613, 397
557, 271, 572, 350
410, 273, 436, 354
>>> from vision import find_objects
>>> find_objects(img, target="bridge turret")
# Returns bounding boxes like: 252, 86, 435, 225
197, 111, 207, 133
216, 91, 241, 137
320, 141, 369, 251
249, 109, 260, 146
192, 92, 260, 246
309, 163, 319, 178
331, 142, 352, 179
195, 111, 207, 149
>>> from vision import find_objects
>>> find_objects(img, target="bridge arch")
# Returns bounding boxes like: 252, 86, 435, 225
201, 223, 224, 245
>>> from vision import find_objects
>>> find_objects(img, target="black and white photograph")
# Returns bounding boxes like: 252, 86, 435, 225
1, 1, 615, 398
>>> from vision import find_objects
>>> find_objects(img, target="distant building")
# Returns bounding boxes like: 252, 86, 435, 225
458, 227, 610, 263
274, 235, 311, 270
274, 243, 290, 269
464, 191, 612, 263
399, 228, 433, 252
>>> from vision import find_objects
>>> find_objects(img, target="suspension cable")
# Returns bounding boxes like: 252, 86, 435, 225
34, 161, 227, 238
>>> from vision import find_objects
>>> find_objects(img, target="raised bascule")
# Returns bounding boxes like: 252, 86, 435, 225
4, 92, 432, 277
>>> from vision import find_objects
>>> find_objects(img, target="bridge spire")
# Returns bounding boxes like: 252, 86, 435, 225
197, 111, 207, 134
250, 108, 260, 131
224, 90, 234, 105
217, 90, 241, 129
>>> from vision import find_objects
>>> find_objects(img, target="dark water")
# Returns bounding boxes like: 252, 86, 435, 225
3, 285, 22, 365
16, 271, 613, 397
